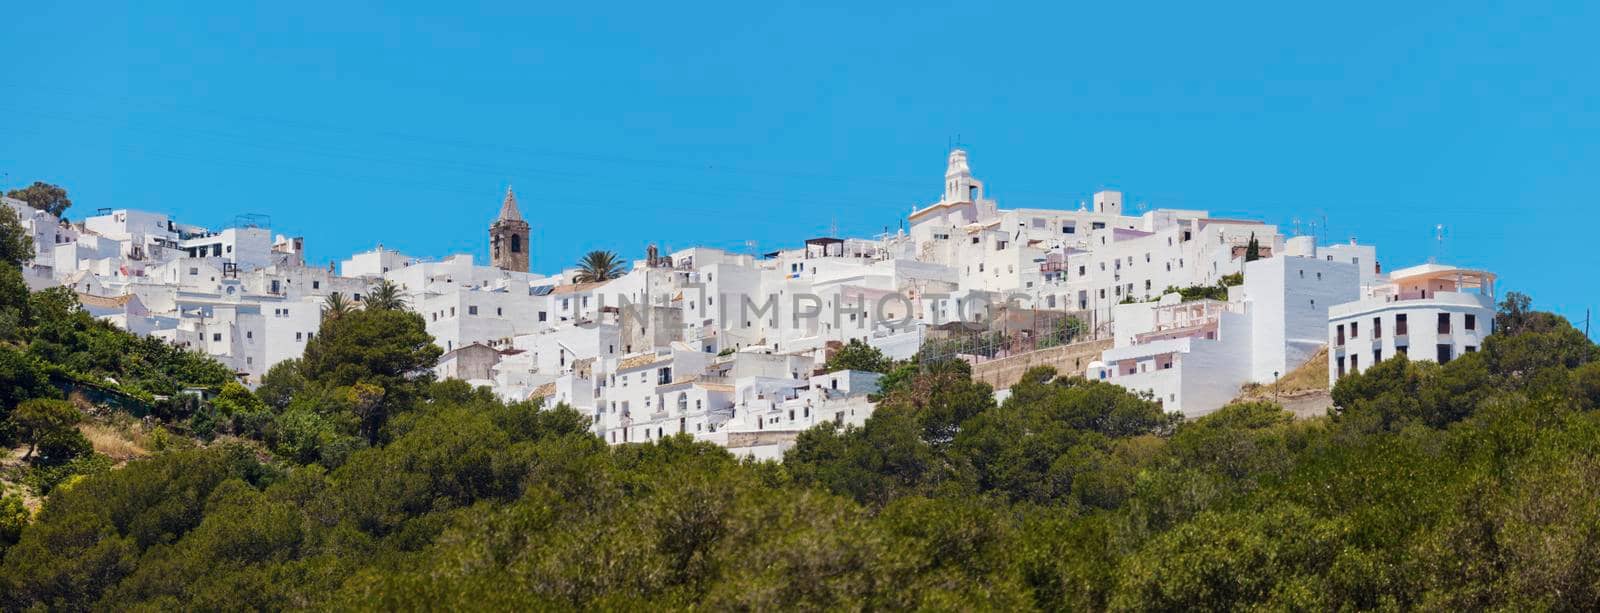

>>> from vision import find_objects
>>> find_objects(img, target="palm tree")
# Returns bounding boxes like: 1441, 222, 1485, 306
574, 250, 626, 283
366, 279, 408, 311
322, 292, 357, 321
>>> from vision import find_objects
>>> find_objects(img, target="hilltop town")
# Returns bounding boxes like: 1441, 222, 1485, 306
6, 149, 1499, 458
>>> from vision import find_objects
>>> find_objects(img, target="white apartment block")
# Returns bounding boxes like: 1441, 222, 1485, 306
1328, 264, 1496, 383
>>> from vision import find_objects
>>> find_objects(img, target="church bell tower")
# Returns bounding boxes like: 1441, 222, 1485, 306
490, 186, 531, 272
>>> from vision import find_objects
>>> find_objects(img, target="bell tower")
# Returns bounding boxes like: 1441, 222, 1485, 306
490, 186, 530, 272
942, 149, 983, 203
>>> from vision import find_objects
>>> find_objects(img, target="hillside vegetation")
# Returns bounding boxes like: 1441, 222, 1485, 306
4, 213, 1600, 608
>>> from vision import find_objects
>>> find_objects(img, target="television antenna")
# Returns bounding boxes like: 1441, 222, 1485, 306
1430, 224, 1447, 263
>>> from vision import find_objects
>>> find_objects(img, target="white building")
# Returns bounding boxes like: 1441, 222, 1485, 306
18, 147, 1472, 457
1093, 251, 1364, 416
1328, 263, 1496, 383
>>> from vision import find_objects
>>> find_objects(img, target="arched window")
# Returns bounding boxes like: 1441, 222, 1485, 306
677, 393, 688, 413
510, 234, 522, 253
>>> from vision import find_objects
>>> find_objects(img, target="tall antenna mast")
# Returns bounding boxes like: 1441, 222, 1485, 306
1431, 224, 1446, 263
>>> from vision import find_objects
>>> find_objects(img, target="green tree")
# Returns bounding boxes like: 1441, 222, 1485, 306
0, 346, 55, 438
300, 308, 441, 442
10, 399, 80, 461
322, 291, 357, 321
364, 279, 408, 311
0, 493, 27, 555
254, 358, 305, 412
825, 339, 893, 374
212, 382, 271, 438
0, 204, 34, 266
574, 250, 625, 283
0, 206, 34, 339
6, 181, 72, 218
1495, 291, 1534, 335
1244, 232, 1261, 262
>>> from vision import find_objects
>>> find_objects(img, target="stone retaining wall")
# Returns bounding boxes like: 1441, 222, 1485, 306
970, 338, 1114, 390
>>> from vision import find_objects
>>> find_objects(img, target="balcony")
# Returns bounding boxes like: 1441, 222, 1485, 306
1329, 290, 1493, 319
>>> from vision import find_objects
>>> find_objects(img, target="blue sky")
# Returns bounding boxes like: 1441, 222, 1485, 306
3, 1, 1596, 331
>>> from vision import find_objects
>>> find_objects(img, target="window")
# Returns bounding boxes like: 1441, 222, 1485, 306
1437, 343, 1453, 363
510, 234, 521, 253
1092, 222, 1105, 230
1351, 321, 1359, 339
1337, 356, 1346, 377
1396, 314, 1408, 336
468, 305, 478, 315
1465, 314, 1477, 331
1336, 324, 1345, 346
312, 281, 320, 289
971, 237, 980, 244
538, 311, 547, 322
658, 367, 672, 385
213, 333, 222, 342
295, 332, 302, 341
1373, 317, 1382, 338
497, 307, 503, 316
1374, 349, 1382, 364
1438, 313, 1451, 334
1063, 225, 1075, 234
1351, 354, 1359, 372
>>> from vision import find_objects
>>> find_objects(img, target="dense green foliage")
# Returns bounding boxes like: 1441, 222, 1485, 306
6, 181, 73, 218
0, 283, 235, 447
823, 338, 894, 374
574, 249, 626, 283
3, 272, 1599, 609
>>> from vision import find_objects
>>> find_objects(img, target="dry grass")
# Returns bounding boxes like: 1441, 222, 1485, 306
80, 423, 149, 462
1239, 345, 1331, 400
